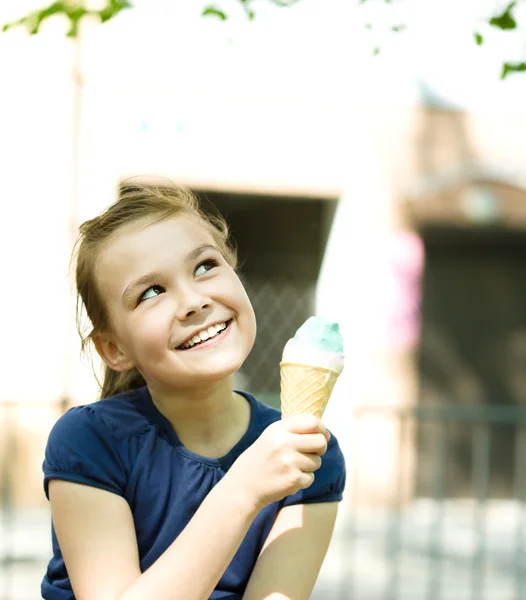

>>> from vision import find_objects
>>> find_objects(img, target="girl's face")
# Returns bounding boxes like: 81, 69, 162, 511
94, 215, 257, 392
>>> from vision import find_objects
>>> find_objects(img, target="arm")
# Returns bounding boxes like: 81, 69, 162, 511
50, 476, 260, 600
243, 503, 339, 600
49, 415, 330, 600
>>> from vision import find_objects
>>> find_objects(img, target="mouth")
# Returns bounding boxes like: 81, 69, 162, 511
176, 319, 233, 351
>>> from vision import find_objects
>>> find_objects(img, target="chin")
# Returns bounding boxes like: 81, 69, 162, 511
164, 352, 247, 387
202, 355, 246, 382
173, 368, 238, 390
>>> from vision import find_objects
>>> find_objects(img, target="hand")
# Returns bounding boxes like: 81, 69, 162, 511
227, 415, 330, 512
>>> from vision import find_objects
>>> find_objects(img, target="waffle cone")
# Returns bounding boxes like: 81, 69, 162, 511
280, 362, 340, 419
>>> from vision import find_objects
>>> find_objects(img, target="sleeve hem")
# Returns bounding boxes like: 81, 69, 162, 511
283, 493, 343, 507
44, 472, 124, 500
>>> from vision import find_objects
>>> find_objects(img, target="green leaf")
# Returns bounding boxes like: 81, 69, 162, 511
269, 0, 302, 5
99, 0, 133, 23
13, 1, 64, 34
2, 16, 24, 33
391, 24, 406, 33
489, 1, 517, 30
202, 6, 228, 20
365, 22, 373, 29
373, 47, 380, 56
37, 2, 66, 20
474, 32, 484, 45
67, 20, 80, 37
237, 0, 257, 20
501, 61, 526, 79
1, 1, 133, 37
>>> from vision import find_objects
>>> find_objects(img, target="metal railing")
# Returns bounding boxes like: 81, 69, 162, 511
331, 403, 526, 600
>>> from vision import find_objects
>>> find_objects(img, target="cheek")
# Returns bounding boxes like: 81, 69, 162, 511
129, 308, 171, 354
236, 286, 257, 341
247, 309, 257, 346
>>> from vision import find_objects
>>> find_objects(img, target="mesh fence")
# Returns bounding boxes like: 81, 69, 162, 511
240, 277, 316, 395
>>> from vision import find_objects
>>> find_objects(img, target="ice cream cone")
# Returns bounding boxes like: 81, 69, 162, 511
280, 361, 340, 419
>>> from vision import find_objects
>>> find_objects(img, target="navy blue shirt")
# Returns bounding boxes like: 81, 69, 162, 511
41, 386, 346, 599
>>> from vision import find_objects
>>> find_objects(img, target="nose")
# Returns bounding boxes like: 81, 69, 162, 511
175, 283, 211, 320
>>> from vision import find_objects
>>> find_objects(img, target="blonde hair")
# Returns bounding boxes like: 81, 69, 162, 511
73, 181, 237, 399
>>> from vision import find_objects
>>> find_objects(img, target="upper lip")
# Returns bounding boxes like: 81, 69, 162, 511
176, 319, 230, 347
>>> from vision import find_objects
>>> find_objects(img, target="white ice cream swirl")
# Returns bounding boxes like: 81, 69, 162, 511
281, 338, 344, 373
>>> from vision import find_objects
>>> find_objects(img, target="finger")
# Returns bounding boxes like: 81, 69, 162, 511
296, 453, 322, 473
293, 433, 328, 456
284, 415, 327, 436
298, 471, 315, 490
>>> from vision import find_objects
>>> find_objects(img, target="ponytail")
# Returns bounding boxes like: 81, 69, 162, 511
100, 367, 146, 400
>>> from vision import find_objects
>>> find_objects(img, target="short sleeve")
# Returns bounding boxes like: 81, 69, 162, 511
282, 431, 346, 507
43, 405, 128, 499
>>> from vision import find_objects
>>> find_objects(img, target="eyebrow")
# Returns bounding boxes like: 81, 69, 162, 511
122, 243, 219, 302
186, 243, 218, 262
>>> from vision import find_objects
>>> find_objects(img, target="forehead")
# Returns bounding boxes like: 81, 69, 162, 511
96, 215, 216, 293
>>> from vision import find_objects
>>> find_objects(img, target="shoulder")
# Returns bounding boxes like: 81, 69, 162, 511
43, 387, 153, 499
51, 387, 152, 443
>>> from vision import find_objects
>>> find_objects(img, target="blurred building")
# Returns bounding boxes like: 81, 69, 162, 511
1, 0, 526, 513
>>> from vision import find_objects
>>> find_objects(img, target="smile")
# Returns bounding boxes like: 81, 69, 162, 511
177, 320, 232, 350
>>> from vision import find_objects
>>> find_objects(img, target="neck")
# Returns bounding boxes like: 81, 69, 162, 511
148, 376, 251, 456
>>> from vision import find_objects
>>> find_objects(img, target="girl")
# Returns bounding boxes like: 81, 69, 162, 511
42, 182, 346, 600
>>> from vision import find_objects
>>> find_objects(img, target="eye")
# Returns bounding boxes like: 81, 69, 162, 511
194, 259, 218, 277
138, 284, 165, 304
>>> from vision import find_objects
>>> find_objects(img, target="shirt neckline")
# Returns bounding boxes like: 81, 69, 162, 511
138, 386, 260, 469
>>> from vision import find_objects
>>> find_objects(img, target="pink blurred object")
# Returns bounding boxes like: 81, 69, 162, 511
385, 231, 425, 351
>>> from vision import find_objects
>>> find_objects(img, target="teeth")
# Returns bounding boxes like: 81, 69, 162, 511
179, 321, 228, 349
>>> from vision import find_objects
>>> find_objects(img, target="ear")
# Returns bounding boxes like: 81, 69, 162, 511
92, 331, 135, 372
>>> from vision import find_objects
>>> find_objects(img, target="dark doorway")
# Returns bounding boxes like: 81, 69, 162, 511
416, 225, 526, 498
